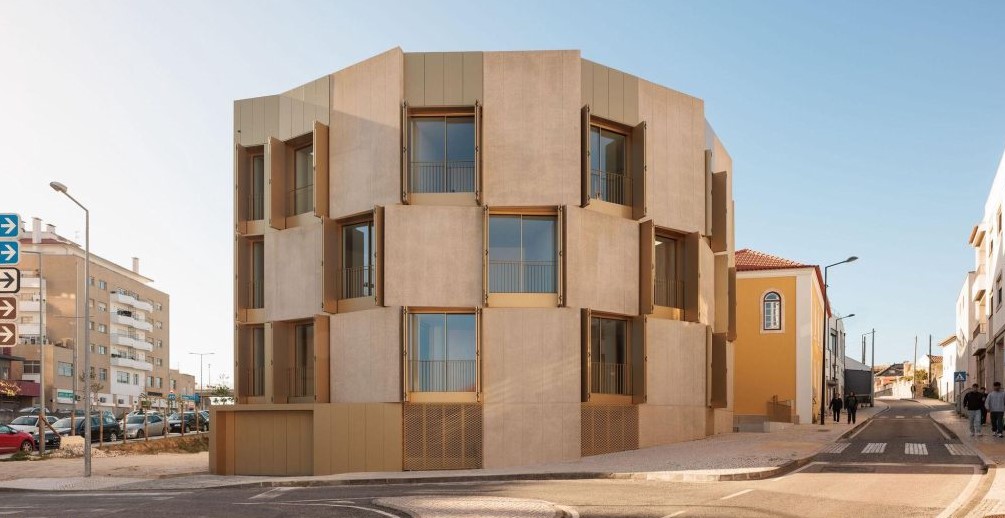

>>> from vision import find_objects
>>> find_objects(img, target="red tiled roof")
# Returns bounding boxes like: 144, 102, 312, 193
928, 355, 943, 364
736, 249, 814, 272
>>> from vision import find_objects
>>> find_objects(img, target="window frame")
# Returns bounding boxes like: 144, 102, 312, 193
762, 291, 783, 332
328, 207, 385, 313
581, 309, 646, 405
401, 307, 481, 403
580, 106, 647, 220
401, 103, 482, 206
483, 206, 565, 308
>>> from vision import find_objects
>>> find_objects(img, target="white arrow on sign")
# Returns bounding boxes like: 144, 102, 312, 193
0, 216, 15, 236
0, 298, 13, 318
0, 323, 14, 345
0, 243, 15, 262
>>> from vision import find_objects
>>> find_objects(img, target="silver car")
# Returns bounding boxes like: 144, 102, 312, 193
8, 415, 57, 434
123, 414, 166, 438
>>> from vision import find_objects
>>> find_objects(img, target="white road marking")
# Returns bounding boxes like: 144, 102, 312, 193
720, 489, 754, 500
914, 415, 924, 418
662, 511, 687, 517
905, 443, 928, 455
895, 416, 905, 419
43, 492, 190, 498
862, 442, 886, 453
936, 466, 984, 518
0, 512, 24, 515
249, 487, 299, 500
946, 443, 976, 456
819, 443, 850, 454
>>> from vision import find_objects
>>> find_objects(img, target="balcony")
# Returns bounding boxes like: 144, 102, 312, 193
110, 355, 153, 372
112, 291, 154, 312
18, 299, 41, 313
111, 333, 152, 352
410, 161, 476, 193
590, 169, 632, 206
19, 277, 40, 289
591, 361, 632, 396
17, 323, 40, 337
112, 312, 153, 332
408, 360, 476, 393
972, 326, 988, 355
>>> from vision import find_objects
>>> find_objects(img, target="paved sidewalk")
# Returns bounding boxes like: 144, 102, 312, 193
375, 496, 566, 518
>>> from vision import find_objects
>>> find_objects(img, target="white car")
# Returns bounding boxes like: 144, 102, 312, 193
124, 414, 167, 438
7, 415, 57, 434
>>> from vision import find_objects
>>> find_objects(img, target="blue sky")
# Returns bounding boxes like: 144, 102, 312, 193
1, 1, 1003, 379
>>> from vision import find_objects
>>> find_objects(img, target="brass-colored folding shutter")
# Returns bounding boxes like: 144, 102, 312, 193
322, 219, 338, 314
711, 171, 727, 253
270, 322, 289, 403
710, 332, 727, 408
313, 121, 330, 219
631, 122, 647, 220
581, 308, 592, 402
482, 206, 490, 307
559, 205, 566, 307
704, 150, 713, 236
374, 206, 385, 307
313, 314, 330, 403
401, 307, 410, 402
728, 266, 737, 341
683, 232, 702, 323
475, 307, 483, 401
268, 137, 287, 230
705, 326, 713, 407
235, 237, 249, 323
631, 316, 647, 405
401, 102, 410, 204
581, 105, 591, 207
639, 220, 655, 315
236, 145, 249, 234
475, 101, 483, 205
236, 325, 250, 399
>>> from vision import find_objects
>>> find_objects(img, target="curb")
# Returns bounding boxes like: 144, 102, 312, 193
928, 410, 996, 472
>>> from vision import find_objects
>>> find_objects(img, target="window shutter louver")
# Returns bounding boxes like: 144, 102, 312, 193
581, 105, 592, 207
684, 232, 702, 323
631, 122, 647, 220
401, 102, 410, 204
313, 314, 330, 403
236, 145, 249, 234
374, 206, 385, 307
268, 137, 287, 230
631, 316, 647, 405
313, 121, 329, 219
639, 220, 655, 315
581, 308, 592, 402
475, 100, 483, 205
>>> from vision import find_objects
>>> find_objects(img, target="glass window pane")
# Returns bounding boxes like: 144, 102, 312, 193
414, 314, 446, 361
343, 222, 372, 269
251, 156, 265, 220
446, 117, 475, 161
489, 216, 521, 293
446, 314, 476, 362
412, 118, 445, 162
600, 129, 626, 175
522, 217, 556, 293
655, 236, 679, 308
294, 145, 313, 189
590, 127, 601, 172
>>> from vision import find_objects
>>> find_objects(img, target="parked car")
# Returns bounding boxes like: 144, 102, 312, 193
167, 412, 207, 433
30, 430, 61, 451
7, 415, 57, 434
51, 415, 122, 442
17, 406, 51, 416
0, 424, 35, 453
124, 414, 166, 439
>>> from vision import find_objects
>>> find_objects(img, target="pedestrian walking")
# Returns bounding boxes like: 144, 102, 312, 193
830, 394, 844, 423
845, 392, 859, 424
988, 382, 1005, 438
981, 386, 989, 426
964, 383, 985, 437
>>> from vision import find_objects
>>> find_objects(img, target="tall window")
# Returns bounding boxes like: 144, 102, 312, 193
489, 215, 556, 293
590, 317, 630, 395
763, 292, 781, 330
249, 154, 265, 220
292, 322, 313, 398
57, 362, 73, 377
654, 234, 681, 308
251, 326, 265, 397
289, 144, 314, 215
410, 116, 476, 193
250, 240, 264, 309
589, 125, 629, 205
409, 313, 476, 393
342, 220, 374, 299
99, 368, 107, 381
116, 371, 129, 383
23, 360, 39, 374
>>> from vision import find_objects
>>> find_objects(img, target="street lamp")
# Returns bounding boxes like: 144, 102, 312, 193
49, 181, 92, 477
189, 352, 214, 410
820, 256, 858, 425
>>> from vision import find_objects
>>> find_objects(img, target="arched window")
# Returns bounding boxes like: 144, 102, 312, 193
763, 292, 781, 330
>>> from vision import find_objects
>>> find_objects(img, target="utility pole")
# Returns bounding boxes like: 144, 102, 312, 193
869, 329, 876, 407
914, 336, 918, 398
928, 334, 933, 389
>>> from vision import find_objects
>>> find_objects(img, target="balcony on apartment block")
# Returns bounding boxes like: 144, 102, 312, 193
112, 290, 154, 312
112, 310, 153, 332
111, 332, 152, 352
18, 298, 41, 313
110, 354, 153, 372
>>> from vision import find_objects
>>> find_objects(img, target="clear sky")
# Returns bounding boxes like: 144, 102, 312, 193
1, 1, 1003, 380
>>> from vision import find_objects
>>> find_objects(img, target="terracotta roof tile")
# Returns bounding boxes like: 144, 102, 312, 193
735, 249, 814, 271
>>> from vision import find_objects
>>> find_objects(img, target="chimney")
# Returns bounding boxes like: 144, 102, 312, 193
132, 257, 140, 274
32, 217, 41, 244
45, 224, 55, 234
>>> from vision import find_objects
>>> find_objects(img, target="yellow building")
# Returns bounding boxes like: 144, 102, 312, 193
733, 249, 826, 427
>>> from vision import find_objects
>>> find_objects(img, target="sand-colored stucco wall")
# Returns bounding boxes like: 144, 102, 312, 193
330, 48, 403, 218
565, 207, 639, 315
329, 306, 400, 403
481, 307, 580, 468
383, 205, 482, 308
481, 50, 581, 207
733, 274, 798, 416
639, 318, 710, 446
264, 222, 322, 322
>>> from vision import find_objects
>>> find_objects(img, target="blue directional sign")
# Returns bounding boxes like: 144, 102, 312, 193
0, 214, 18, 239
954, 371, 967, 382
182, 394, 200, 402
0, 242, 16, 265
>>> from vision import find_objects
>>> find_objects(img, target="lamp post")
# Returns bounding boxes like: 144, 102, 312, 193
820, 256, 858, 425
862, 329, 876, 406
49, 181, 91, 477
189, 352, 214, 410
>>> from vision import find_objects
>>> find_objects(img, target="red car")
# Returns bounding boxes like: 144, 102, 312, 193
0, 424, 36, 453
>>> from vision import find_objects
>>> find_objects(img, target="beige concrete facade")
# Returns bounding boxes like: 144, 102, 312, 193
221, 48, 736, 476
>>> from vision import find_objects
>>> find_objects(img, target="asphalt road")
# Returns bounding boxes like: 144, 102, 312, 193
0, 400, 988, 517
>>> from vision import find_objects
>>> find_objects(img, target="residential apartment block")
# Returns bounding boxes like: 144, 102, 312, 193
214, 48, 736, 476
10, 219, 172, 415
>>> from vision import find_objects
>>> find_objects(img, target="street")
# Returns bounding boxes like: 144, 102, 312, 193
0, 400, 987, 517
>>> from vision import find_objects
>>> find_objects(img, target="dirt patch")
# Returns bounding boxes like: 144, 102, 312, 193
101, 435, 209, 455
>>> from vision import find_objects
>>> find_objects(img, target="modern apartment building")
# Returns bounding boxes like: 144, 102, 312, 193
214, 48, 736, 476
11, 218, 172, 415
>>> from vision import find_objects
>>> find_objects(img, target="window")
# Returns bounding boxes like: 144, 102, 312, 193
156, 339, 163, 349
155, 321, 163, 329
589, 125, 629, 205
98, 324, 107, 333
97, 302, 107, 312
88, 299, 94, 308
116, 371, 130, 383
654, 233, 682, 308
251, 326, 265, 397
147, 376, 154, 387
250, 240, 264, 308
98, 280, 107, 290
409, 116, 476, 193
57, 362, 73, 377
408, 313, 476, 393
590, 316, 630, 395
763, 292, 782, 330
23, 360, 39, 374
155, 302, 163, 311
154, 358, 163, 367
170, 379, 177, 390
249, 153, 265, 220
289, 144, 314, 215
99, 368, 107, 381
292, 322, 313, 398
88, 321, 94, 330
342, 219, 374, 299
98, 345, 106, 355
133, 373, 139, 385
489, 215, 556, 293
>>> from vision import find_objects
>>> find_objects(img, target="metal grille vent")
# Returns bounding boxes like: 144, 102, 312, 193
581, 404, 639, 457
403, 403, 483, 471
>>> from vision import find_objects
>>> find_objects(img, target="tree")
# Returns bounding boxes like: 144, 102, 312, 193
0, 379, 21, 398
78, 370, 104, 404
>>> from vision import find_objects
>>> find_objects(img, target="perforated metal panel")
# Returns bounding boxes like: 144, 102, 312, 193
581, 404, 639, 457
403, 403, 482, 470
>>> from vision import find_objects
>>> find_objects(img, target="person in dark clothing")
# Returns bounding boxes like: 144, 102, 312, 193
981, 387, 989, 426
845, 392, 859, 424
964, 383, 985, 437
829, 394, 844, 423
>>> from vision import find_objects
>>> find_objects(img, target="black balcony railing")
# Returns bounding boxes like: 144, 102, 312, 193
288, 367, 314, 398
489, 260, 555, 293
409, 359, 476, 393
591, 361, 631, 396
590, 169, 631, 206
655, 278, 684, 309
410, 161, 476, 193
248, 193, 265, 220
342, 265, 374, 299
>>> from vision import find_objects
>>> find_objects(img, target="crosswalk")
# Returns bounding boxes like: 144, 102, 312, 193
875, 415, 926, 419
821, 442, 977, 456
